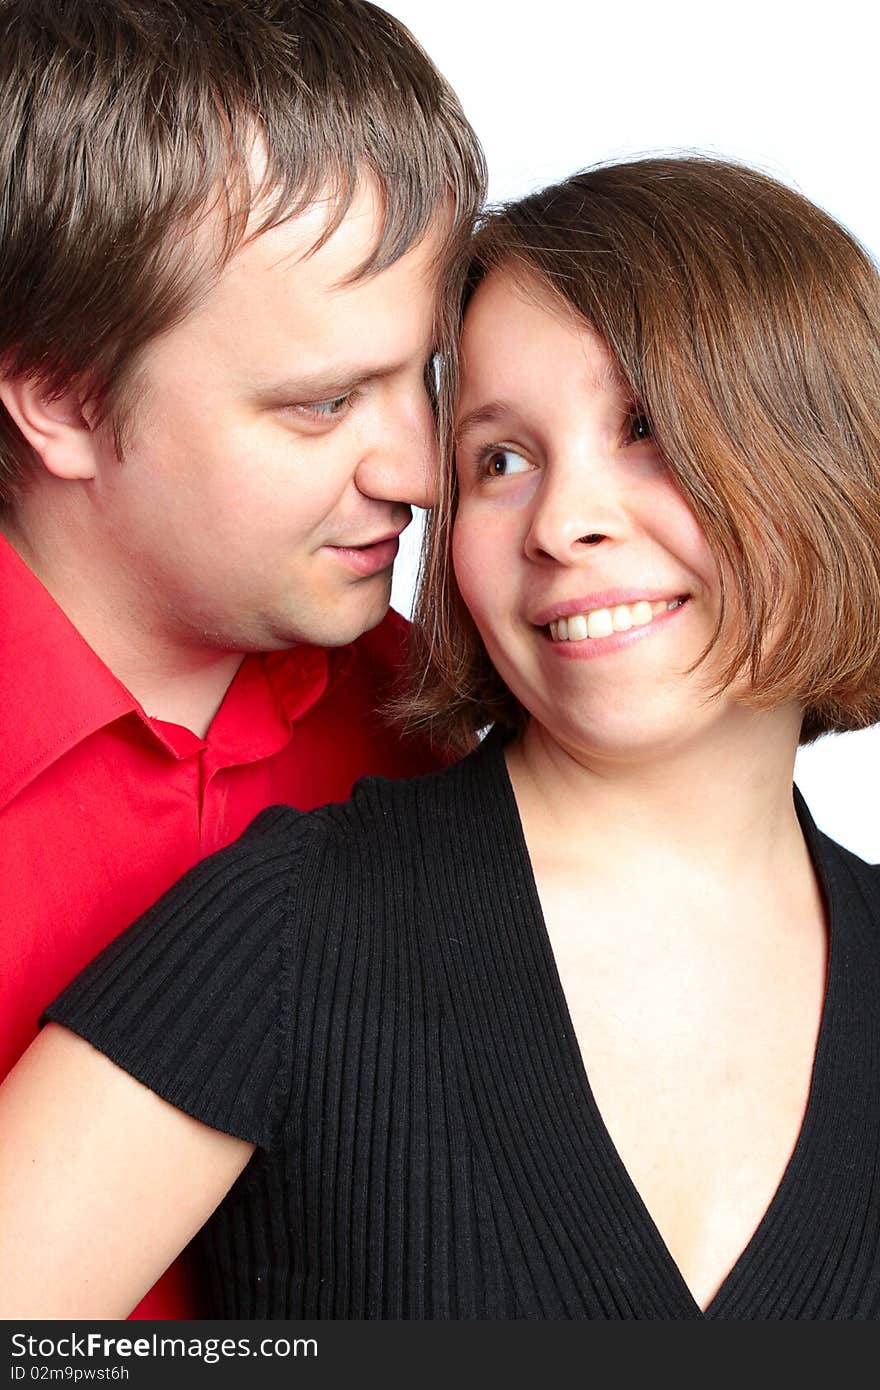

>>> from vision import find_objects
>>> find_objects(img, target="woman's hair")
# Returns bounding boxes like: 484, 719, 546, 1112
404, 155, 880, 750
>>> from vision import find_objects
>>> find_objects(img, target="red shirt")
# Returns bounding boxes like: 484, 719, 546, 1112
0, 535, 439, 1319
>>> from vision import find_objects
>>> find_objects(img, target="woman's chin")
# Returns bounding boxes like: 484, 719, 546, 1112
521, 697, 731, 769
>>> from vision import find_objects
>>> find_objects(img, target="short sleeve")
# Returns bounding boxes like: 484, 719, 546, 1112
43, 806, 312, 1149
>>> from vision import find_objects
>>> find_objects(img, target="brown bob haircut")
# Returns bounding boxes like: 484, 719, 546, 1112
405, 156, 880, 750
0, 0, 486, 506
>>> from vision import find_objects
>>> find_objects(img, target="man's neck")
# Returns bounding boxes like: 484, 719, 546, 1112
3, 514, 244, 738
114, 651, 246, 738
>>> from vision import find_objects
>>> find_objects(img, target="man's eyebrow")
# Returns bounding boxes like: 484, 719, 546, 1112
251, 365, 388, 404
454, 401, 511, 442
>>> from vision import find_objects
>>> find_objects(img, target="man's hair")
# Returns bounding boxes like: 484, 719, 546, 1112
404, 156, 880, 749
0, 0, 486, 505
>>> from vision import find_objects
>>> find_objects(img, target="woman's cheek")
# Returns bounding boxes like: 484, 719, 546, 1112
451, 511, 487, 617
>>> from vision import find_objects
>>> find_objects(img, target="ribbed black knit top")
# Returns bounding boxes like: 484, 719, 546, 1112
47, 733, 880, 1319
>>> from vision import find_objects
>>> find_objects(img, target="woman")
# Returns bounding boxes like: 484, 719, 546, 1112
2, 156, 880, 1320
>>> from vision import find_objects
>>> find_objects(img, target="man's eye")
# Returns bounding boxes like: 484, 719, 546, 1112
290, 389, 364, 422
479, 446, 531, 478
625, 410, 653, 444
297, 394, 353, 420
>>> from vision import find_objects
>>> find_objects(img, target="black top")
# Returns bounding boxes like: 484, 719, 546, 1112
46, 733, 880, 1319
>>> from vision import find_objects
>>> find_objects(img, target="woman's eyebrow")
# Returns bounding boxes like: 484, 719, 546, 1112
454, 400, 511, 442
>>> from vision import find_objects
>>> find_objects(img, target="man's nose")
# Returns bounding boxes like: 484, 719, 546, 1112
355, 394, 439, 510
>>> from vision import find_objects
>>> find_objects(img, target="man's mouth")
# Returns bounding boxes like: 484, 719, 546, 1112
325, 532, 403, 577
331, 515, 410, 551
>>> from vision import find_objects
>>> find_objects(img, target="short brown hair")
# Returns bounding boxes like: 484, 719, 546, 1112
406, 156, 880, 749
0, 0, 485, 505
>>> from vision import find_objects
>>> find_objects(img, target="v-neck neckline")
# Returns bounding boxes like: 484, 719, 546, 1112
469, 731, 843, 1319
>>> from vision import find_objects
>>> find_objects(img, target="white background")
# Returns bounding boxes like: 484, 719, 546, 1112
384, 0, 880, 860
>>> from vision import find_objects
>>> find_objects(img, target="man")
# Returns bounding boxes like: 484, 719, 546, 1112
0, 0, 484, 1318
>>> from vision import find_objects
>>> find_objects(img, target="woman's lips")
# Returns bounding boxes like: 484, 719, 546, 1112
325, 535, 401, 576
540, 595, 690, 660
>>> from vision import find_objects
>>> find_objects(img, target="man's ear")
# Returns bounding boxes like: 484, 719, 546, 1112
0, 375, 98, 482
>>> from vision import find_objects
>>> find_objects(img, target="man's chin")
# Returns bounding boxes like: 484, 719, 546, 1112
272, 590, 393, 650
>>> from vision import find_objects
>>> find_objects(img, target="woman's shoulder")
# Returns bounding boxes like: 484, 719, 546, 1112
821, 833, 880, 886
136, 737, 498, 927
40, 743, 506, 1154
794, 785, 879, 900
212, 741, 490, 893
342, 731, 512, 850
809, 820, 880, 926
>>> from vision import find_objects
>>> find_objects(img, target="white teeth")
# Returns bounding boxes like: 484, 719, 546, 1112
630, 600, 653, 626
586, 608, 614, 639
548, 597, 686, 643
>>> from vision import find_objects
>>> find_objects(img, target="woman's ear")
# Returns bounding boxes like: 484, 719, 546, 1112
0, 374, 98, 482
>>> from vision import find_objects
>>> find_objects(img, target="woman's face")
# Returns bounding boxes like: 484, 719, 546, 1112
453, 270, 738, 763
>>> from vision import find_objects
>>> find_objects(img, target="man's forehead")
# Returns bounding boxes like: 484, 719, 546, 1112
144, 196, 442, 394
137, 169, 448, 391
215, 197, 443, 318
248, 178, 382, 271
213, 167, 448, 293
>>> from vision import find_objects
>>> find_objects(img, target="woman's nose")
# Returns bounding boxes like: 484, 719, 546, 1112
523, 464, 625, 564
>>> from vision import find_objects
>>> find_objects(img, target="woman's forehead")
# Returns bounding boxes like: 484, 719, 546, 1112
458, 270, 627, 405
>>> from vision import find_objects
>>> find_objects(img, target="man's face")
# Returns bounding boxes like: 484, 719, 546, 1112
89, 182, 442, 652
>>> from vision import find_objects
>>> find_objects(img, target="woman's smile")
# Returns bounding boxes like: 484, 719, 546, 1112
540, 594, 691, 660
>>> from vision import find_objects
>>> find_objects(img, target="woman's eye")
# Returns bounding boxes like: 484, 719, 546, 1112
481, 446, 531, 478
625, 411, 653, 444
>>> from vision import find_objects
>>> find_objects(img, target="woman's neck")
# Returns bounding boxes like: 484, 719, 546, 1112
505, 704, 807, 888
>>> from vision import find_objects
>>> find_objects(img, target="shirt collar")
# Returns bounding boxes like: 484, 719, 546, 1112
0, 534, 138, 810
0, 533, 344, 807
194, 644, 333, 775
